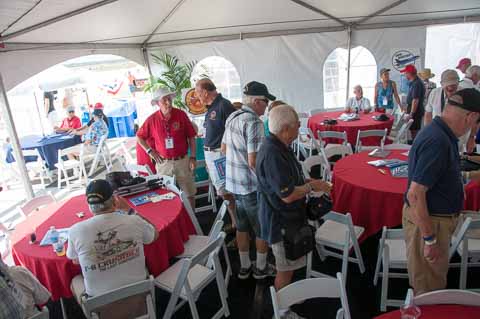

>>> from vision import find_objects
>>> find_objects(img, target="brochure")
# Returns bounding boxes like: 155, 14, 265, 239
390, 164, 408, 178
214, 156, 226, 181
40, 228, 69, 246
129, 191, 161, 206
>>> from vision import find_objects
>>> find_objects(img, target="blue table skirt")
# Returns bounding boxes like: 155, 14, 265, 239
13, 134, 81, 170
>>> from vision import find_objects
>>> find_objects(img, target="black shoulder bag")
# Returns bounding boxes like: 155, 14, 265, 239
260, 191, 315, 260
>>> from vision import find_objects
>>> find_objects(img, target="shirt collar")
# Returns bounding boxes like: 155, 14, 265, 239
268, 134, 290, 152
208, 94, 222, 108
241, 105, 259, 118
433, 117, 459, 143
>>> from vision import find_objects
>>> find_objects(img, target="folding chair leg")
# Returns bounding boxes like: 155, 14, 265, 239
306, 251, 313, 278
315, 243, 326, 262
352, 237, 365, 274
214, 257, 230, 317
380, 249, 389, 312
222, 244, 232, 289
460, 243, 468, 290
61, 298, 68, 319
162, 292, 180, 319
186, 291, 200, 319
341, 233, 350, 283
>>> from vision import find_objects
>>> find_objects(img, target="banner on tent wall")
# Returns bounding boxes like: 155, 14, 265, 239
390, 48, 421, 94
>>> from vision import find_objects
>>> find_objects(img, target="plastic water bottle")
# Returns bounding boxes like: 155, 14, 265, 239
50, 226, 59, 251
400, 301, 421, 319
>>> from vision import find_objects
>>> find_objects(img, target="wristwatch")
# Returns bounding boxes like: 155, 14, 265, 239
423, 234, 437, 246
146, 148, 153, 154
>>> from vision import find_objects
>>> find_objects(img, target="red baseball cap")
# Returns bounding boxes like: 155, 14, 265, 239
400, 64, 417, 74
456, 58, 472, 69
94, 102, 104, 109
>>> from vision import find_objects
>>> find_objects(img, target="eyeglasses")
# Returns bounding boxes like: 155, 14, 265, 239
68, 111, 75, 113
256, 98, 269, 104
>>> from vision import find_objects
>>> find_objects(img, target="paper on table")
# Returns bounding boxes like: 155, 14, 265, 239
40, 228, 69, 246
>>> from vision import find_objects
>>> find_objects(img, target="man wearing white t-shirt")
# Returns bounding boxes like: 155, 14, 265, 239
459, 65, 480, 91
424, 70, 459, 126
345, 85, 371, 113
67, 179, 158, 306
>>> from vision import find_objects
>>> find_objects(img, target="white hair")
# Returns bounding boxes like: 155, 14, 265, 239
268, 104, 298, 135
242, 94, 265, 107
466, 65, 480, 78
88, 197, 114, 214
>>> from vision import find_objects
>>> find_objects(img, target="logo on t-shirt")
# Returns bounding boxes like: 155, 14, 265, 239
209, 110, 217, 121
83, 227, 140, 273
172, 121, 180, 131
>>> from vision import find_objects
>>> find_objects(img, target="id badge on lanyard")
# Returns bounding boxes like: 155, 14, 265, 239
382, 96, 388, 106
164, 120, 174, 149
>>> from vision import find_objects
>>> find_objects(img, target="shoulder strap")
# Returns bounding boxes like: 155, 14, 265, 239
441, 89, 445, 112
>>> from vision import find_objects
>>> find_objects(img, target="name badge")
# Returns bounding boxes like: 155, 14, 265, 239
165, 138, 174, 149
382, 96, 388, 106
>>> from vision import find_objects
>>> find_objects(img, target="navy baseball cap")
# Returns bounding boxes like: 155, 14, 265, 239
86, 179, 113, 204
243, 81, 276, 101
448, 88, 480, 113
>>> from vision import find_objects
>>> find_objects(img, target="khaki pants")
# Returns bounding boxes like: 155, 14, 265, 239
402, 205, 458, 294
156, 157, 196, 196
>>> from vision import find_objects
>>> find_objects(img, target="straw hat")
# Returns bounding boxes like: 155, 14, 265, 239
418, 68, 435, 80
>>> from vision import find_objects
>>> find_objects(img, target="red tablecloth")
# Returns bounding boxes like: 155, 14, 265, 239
136, 141, 156, 173
332, 150, 480, 240
11, 189, 195, 301
307, 111, 394, 147
374, 304, 480, 319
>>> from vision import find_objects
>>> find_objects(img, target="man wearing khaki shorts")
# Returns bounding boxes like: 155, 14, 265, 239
137, 87, 197, 209
404, 89, 480, 295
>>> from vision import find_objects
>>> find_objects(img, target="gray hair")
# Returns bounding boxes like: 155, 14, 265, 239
466, 65, 480, 78
353, 85, 363, 93
268, 104, 298, 135
88, 197, 114, 214
242, 94, 265, 107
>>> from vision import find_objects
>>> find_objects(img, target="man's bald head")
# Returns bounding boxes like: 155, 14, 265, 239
196, 78, 217, 92
195, 78, 218, 105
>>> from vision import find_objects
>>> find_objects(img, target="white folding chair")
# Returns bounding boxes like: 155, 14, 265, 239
308, 212, 365, 283
126, 164, 153, 177
302, 155, 331, 182
194, 160, 217, 213
117, 137, 137, 167
0, 222, 11, 261
86, 135, 113, 177
19, 193, 56, 218
308, 108, 324, 116
28, 307, 49, 319
81, 276, 156, 319
21, 149, 53, 189
167, 184, 204, 236
374, 217, 473, 310
451, 213, 480, 290
55, 146, 88, 189
270, 273, 351, 319
177, 202, 232, 287
355, 129, 388, 153
317, 131, 352, 153
391, 107, 406, 131
155, 232, 230, 319
295, 112, 311, 159
404, 288, 480, 306
387, 119, 413, 144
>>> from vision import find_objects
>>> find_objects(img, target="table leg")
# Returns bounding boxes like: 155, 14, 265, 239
60, 298, 68, 319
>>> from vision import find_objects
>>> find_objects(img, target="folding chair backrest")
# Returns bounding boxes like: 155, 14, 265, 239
297, 112, 310, 128
19, 193, 56, 217
383, 144, 411, 150
271, 273, 350, 319
179, 191, 204, 236
160, 175, 176, 190
308, 108, 323, 116
409, 288, 480, 306
126, 164, 153, 177
27, 307, 49, 319
394, 119, 414, 144
211, 201, 228, 234
356, 129, 387, 151
449, 216, 474, 259
318, 131, 348, 145
302, 155, 327, 178
323, 212, 355, 236
82, 276, 155, 319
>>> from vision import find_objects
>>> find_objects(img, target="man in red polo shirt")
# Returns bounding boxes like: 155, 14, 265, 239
137, 88, 197, 209
55, 105, 82, 133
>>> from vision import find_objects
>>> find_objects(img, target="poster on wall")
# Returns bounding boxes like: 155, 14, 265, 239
390, 48, 422, 95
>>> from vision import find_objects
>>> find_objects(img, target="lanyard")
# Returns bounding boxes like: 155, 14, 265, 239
441, 90, 446, 112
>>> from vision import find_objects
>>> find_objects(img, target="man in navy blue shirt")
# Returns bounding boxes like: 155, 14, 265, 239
404, 88, 480, 294
195, 79, 237, 227
401, 64, 425, 142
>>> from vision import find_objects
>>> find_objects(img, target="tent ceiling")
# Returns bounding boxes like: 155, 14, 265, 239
0, 0, 479, 47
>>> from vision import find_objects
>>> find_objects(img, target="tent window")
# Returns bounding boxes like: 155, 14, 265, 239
323, 46, 377, 109
191, 56, 241, 102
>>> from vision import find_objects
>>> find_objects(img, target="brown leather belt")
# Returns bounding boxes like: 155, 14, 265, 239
204, 146, 221, 152
430, 213, 460, 218
161, 155, 186, 161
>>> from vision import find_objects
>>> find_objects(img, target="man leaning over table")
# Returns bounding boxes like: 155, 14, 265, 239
67, 179, 158, 317
403, 89, 480, 295
137, 87, 198, 210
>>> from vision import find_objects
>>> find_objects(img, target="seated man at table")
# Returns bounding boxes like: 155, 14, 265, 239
0, 257, 52, 318
345, 85, 371, 113
55, 105, 82, 133
72, 103, 109, 136
67, 179, 159, 315
70, 109, 109, 159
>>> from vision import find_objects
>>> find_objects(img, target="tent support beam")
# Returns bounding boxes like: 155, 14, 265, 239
0, 0, 119, 42
142, 47, 153, 78
142, 0, 187, 45
354, 0, 408, 25
289, 0, 349, 26
0, 74, 34, 200
345, 26, 352, 102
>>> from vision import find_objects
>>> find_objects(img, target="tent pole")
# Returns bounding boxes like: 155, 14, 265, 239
33, 91, 46, 137
142, 47, 153, 78
0, 73, 34, 200
345, 26, 352, 102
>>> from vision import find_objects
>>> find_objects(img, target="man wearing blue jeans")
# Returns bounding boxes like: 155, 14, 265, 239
222, 81, 277, 279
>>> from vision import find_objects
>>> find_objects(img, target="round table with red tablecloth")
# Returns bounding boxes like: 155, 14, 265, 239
332, 149, 480, 240
374, 304, 480, 319
307, 111, 394, 147
11, 188, 196, 301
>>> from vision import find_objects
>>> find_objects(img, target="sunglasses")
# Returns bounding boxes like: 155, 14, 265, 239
68, 111, 75, 113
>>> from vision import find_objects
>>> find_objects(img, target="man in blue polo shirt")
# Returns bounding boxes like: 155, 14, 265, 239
401, 64, 425, 142
195, 78, 237, 228
404, 88, 480, 294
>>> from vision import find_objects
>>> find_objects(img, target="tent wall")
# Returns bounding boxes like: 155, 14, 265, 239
151, 26, 426, 112
0, 48, 144, 92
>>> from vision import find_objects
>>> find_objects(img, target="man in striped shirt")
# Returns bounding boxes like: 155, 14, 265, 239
221, 81, 277, 280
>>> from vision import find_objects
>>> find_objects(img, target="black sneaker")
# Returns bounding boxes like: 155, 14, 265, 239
237, 265, 253, 279
253, 263, 276, 279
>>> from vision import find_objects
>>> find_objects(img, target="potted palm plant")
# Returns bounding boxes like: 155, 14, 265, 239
143, 53, 198, 110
